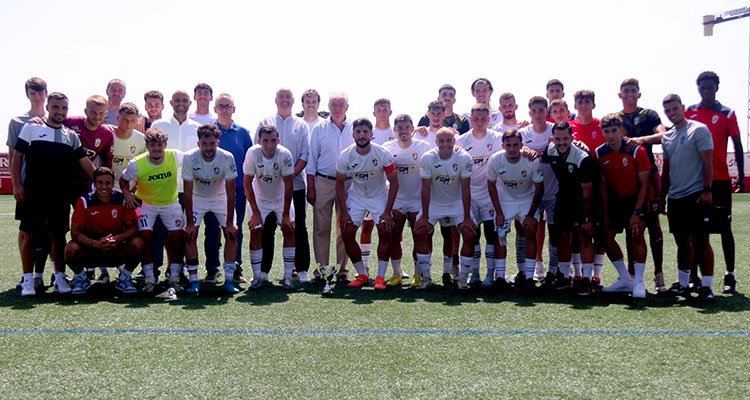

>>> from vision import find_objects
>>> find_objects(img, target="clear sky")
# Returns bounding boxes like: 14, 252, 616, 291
1, 0, 747, 149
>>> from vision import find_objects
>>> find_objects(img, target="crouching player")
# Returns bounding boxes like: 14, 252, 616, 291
596, 114, 652, 298
383, 114, 432, 287
65, 167, 144, 294
244, 125, 296, 289
183, 125, 240, 295
487, 129, 544, 291
120, 128, 185, 293
413, 127, 477, 290
336, 118, 399, 290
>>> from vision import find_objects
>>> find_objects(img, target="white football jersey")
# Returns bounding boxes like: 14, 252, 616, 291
243, 144, 294, 202
336, 142, 394, 198
519, 122, 558, 201
487, 151, 544, 204
372, 127, 396, 145
383, 138, 433, 206
456, 129, 503, 204
182, 147, 237, 200
419, 148, 473, 207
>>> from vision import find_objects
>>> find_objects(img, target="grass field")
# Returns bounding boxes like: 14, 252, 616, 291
0, 195, 749, 399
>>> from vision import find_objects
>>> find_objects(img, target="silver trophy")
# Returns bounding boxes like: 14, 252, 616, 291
320, 265, 336, 297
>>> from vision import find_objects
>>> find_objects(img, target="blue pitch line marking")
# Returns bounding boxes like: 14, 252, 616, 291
0, 329, 748, 336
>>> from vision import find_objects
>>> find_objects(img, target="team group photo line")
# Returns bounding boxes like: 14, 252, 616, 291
8, 73, 742, 302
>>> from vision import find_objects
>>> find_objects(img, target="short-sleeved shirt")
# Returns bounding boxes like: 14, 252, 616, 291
243, 144, 294, 203
420, 148, 473, 207
336, 143, 395, 199
64, 116, 115, 168
456, 129, 503, 204
617, 107, 662, 165
594, 139, 651, 198
571, 118, 605, 155
213, 120, 253, 190
383, 138, 433, 206
7, 112, 42, 184
256, 114, 310, 190
182, 147, 237, 200
112, 130, 146, 184
121, 150, 183, 206
493, 122, 520, 133
372, 127, 396, 145
151, 116, 201, 192
686, 101, 741, 181
188, 112, 216, 126
661, 120, 714, 199
541, 142, 595, 203
71, 191, 137, 239
487, 151, 544, 204
520, 122, 558, 201
15, 122, 86, 199
464, 109, 503, 128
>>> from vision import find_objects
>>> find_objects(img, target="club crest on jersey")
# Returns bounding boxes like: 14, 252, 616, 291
284, 158, 292, 167
712, 115, 719, 125
412, 152, 418, 160
372, 158, 379, 167
111, 209, 118, 219
568, 165, 574, 173
273, 163, 279, 170
487, 143, 493, 151
634, 117, 640, 125
452, 163, 458, 172
130, 145, 137, 154
622, 158, 628, 167
175, 219, 182, 227
95, 138, 101, 148
213, 166, 220, 174
489, 209, 495, 217
521, 170, 527, 177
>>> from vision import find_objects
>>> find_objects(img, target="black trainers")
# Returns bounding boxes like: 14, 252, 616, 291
492, 277, 508, 292
591, 277, 603, 292
697, 286, 715, 302
575, 277, 591, 296
689, 274, 703, 293
204, 271, 219, 284
520, 278, 537, 293
441, 273, 453, 288
722, 274, 737, 294
668, 282, 689, 297
553, 276, 572, 291
540, 272, 557, 290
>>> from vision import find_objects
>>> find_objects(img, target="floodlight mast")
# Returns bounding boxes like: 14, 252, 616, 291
703, 6, 750, 146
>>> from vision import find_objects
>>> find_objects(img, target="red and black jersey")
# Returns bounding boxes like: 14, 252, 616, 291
594, 139, 652, 198
686, 101, 740, 181
71, 192, 136, 239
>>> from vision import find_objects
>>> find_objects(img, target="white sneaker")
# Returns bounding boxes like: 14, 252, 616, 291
534, 262, 545, 281
54, 277, 72, 294
297, 271, 310, 284
456, 278, 469, 290
142, 277, 156, 293
632, 281, 646, 298
21, 279, 35, 296
416, 277, 433, 290
602, 277, 634, 293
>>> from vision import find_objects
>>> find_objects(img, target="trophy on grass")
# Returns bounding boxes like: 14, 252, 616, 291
319, 265, 337, 297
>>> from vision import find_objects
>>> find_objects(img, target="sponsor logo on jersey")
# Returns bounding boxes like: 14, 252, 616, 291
521, 170, 527, 177
147, 171, 172, 181
412, 152, 418, 160
273, 163, 278, 170
487, 143, 493, 151
622, 157, 628, 167
452, 163, 458, 172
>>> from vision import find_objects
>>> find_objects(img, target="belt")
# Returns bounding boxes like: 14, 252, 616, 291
316, 172, 352, 181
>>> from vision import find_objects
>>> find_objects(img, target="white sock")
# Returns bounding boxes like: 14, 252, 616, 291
559, 262, 571, 278
582, 263, 593, 279
143, 263, 154, 279
353, 260, 367, 276
392, 259, 402, 276
701, 275, 713, 289
223, 262, 236, 279
460, 256, 473, 279
525, 258, 536, 279
612, 259, 627, 279
189, 273, 199, 282
23, 272, 33, 282
417, 253, 431, 279
250, 249, 263, 277
485, 244, 495, 279
360, 243, 371, 274
678, 269, 690, 287
442, 256, 452, 273
495, 258, 507, 280
33, 272, 43, 279
572, 253, 582, 277
633, 262, 645, 283
169, 263, 182, 280
593, 254, 605, 278
283, 247, 295, 280
377, 259, 388, 278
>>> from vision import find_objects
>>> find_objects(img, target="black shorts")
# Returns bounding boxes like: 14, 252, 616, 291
608, 195, 637, 234
554, 198, 582, 232
712, 180, 732, 208
667, 191, 704, 235
18, 198, 71, 236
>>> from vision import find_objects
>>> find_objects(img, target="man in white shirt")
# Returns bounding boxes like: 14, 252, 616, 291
244, 125, 296, 289
183, 125, 239, 295
464, 78, 502, 127
383, 114, 432, 288
256, 88, 311, 282
494, 92, 529, 132
335, 118, 399, 290
188, 83, 216, 125
298, 89, 327, 131
487, 129, 544, 291
456, 103, 503, 287
413, 127, 477, 290
112, 103, 146, 187
307, 92, 355, 282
